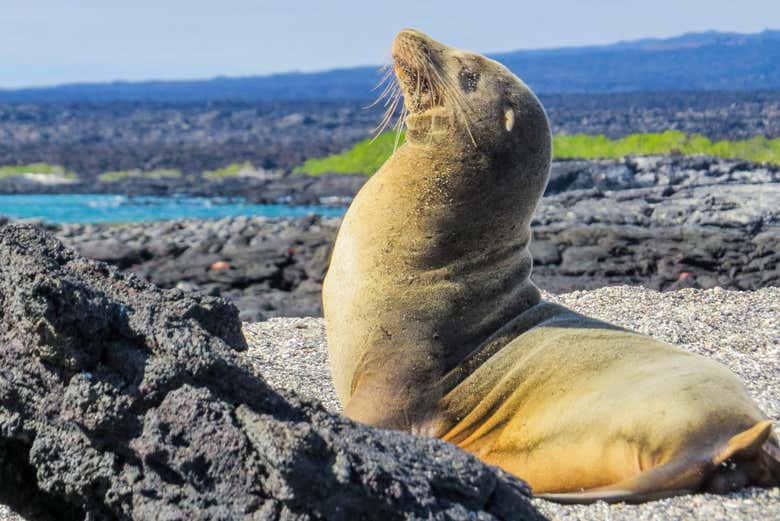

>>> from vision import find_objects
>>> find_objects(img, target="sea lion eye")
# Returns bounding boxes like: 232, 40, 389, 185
458, 68, 480, 93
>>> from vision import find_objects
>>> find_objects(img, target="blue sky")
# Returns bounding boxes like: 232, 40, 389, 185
2, 0, 778, 88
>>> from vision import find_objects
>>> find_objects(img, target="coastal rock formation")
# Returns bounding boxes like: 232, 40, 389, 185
0, 171, 367, 207
533, 155, 780, 292
0, 225, 541, 520
48, 155, 780, 318
56, 216, 340, 321
532, 182, 779, 293
545, 154, 780, 196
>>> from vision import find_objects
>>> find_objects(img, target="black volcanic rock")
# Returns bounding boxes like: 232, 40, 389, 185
45, 156, 779, 319
0, 100, 380, 178
0, 91, 778, 183
0, 225, 542, 521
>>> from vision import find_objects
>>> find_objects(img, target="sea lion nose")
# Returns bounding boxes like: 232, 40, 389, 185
393, 28, 431, 55
396, 28, 427, 40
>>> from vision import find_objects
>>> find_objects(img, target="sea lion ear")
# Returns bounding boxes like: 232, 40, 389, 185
504, 108, 515, 132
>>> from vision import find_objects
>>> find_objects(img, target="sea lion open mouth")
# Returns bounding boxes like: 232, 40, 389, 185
392, 56, 442, 115
371, 29, 462, 138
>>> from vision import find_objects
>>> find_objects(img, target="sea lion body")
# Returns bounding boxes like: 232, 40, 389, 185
440, 303, 775, 498
323, 29, 780, 501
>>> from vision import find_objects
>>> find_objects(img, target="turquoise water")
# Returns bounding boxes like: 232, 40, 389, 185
0, 194, 346, 224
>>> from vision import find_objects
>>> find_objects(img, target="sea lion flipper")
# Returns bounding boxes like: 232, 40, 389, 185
706, 420, 780, 492
536, 455, 700, 504
540, 421, 780, 504
537, 488, 688, 505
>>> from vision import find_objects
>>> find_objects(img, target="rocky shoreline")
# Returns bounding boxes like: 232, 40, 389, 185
36, 155, 778, 320
2, 154, 779, 206
0, 170, 366, 206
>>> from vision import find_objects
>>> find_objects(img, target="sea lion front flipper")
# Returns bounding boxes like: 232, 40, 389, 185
539, 421, 780, 504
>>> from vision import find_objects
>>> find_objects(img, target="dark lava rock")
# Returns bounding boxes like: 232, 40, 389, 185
532, 181, 780, 293
1, 92, 779, 180
57, 216, 341, 321
0, 225, 542, 521
38, 156, 779, 318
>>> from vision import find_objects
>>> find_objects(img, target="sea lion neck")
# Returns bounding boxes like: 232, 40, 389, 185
324, 29, 551, 427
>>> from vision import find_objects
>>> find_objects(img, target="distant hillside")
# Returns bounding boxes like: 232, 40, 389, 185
1, 29, 778, 103
492, 29, 780, 93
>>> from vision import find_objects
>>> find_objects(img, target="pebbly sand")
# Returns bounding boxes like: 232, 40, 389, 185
242, 286, 780, 521
1, 286, 777, 520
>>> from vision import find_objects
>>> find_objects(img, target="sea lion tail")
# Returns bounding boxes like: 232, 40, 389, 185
539, 420, 780, 504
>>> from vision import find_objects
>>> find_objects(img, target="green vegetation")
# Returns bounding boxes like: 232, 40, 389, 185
294, 132, 405, 176
202, 162, 254, 180
0, 163, 77, 179
554, 131, 780, 164
98, 169, 181, 182
294, 130, 780, 176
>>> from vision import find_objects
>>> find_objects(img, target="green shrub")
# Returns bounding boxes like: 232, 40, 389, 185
0, 163, 77, 179
294, 132, 405, 176
553, 131, 780, 164
145, 169, 181, 179
202, 162, 254, 180
294, 130, 780, 176
99, 169, 181, 182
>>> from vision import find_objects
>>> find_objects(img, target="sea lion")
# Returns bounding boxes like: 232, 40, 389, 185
322, 29, 780, 502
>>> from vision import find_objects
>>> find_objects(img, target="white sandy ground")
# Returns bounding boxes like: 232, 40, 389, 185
1, 286, 777, 520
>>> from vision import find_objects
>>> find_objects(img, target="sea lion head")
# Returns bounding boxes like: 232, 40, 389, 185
374, 29, 551, 267
389, 28, 550, 175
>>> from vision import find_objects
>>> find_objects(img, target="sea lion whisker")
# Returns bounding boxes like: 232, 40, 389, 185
373, 101, 396, 135
372, 64, 395, 91
393, 105, 407, 151
372, 89, 402, 138
376, 83, 402, 125
363, 83, 398, 110
365, 74, 398, 110
442, 83, 476, 145
421, 63, 441, 144
382, 85, 401, 109
374, 97, 395, 132
373, 107, 397, 137
423, 63, 437, 106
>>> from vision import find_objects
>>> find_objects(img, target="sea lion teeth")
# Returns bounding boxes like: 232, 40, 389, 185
323, 29, 780, 502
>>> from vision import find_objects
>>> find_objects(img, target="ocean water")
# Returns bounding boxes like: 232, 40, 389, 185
0, 194, 346, 224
